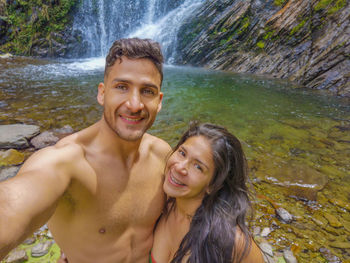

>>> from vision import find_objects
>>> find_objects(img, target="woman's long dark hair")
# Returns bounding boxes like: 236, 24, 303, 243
166, 123, 253, 263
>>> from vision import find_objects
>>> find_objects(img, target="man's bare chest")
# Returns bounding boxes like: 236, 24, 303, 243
59, 158, 165, 229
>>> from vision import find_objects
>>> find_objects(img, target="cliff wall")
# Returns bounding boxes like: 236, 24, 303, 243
176, 0, 350, 97
0, 0, 78, 57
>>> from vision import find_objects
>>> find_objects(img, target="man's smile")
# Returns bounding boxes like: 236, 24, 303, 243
120, 115, 144, 124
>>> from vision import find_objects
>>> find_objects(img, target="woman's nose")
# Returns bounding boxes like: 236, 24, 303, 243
174, 160, 188, 175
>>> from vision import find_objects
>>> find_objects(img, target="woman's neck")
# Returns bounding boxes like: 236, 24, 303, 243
174, 196, 203, 220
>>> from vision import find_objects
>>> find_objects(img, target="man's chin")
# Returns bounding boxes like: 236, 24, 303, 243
116, 129, 146, 142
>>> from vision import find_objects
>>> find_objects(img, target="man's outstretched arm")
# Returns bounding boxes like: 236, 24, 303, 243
0, 144, 75, 259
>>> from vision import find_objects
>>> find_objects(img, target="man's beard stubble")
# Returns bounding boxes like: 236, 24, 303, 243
103, 111, 151, 142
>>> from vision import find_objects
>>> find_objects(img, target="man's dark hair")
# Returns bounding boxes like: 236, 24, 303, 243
105, 38, 164, 84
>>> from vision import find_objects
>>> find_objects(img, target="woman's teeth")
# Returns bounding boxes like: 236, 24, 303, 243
171, 174, 185, 186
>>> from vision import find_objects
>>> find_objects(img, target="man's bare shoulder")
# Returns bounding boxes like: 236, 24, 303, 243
19, 132, 86, 174
143, 133, 172, 159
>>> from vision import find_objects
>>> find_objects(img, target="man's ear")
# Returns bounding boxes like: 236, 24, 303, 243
97, 83, 105, 106
157, 92, 163, 113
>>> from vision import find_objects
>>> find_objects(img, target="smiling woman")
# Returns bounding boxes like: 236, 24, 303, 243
151, 123, 264, 263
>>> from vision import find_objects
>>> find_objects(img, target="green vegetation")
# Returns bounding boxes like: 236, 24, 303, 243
216, 15, 251, 47
263, 30, 276, 40
256, 41, 265, 49
290, 19, 307, 35
237, 17, 250, 35
0, 0, 78, 55
328, 0, 346, 14
314, 0, 346, 14
274, 0, 287, 6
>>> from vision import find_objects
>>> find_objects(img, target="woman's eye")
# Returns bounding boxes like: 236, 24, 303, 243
178, 149, 185, 157
194, 164, 203, 172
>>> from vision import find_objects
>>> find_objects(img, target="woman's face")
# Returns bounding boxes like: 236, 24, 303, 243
163, 136, 215, 200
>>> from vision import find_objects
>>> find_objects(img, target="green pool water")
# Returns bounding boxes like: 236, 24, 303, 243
1, 57, 349, 262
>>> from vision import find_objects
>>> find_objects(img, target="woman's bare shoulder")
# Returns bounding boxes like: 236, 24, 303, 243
234, 228, 265, 263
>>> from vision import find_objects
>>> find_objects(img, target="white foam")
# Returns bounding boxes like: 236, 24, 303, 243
65, 57, 105, 71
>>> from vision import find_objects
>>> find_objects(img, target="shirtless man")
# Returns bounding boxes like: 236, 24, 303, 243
0, 38, 171, 263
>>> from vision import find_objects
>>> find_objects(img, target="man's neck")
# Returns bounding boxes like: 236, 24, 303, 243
94, 118, 143, 161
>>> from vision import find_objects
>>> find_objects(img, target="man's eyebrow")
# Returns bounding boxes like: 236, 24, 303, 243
112, 78, 132, 84
143, 83, 159, 90
112, 78, 159, 90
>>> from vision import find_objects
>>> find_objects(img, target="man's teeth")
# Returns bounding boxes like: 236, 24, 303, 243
171, 174, 185, 186
123, 116, 142, 122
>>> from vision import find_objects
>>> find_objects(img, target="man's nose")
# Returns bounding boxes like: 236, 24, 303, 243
125, 89, 144, 113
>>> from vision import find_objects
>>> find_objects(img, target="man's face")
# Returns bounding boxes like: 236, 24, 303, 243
97, 56, 163, 141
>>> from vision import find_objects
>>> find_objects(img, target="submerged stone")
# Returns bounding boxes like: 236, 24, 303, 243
329, 198, 350, 211
319, 247, 341, 263
276, 207, 293, 224
0, 124, 40, 149
329, 241, 350, 249
256, 161, 328, 201
324, 213, 342, 228
311, 214, 328, 228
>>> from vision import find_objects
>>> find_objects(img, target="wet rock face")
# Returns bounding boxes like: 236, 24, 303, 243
176, 0, 350, 97
256, 161, 328, 201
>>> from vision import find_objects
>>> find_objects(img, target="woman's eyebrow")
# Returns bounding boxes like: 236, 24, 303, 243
195, 158, 209, 170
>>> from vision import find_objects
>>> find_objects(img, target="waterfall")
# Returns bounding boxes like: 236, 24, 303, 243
72, 0, 205, 61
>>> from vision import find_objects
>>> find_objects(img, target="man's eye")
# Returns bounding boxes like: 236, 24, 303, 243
142, 88, 155, 95
116, 84, 127, 90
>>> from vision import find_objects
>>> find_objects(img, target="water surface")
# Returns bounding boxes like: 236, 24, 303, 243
1, 57, 349, 262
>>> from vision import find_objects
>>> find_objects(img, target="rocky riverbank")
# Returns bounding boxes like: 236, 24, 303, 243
0, 124, 73, 262
175, 0, 350, 97
1, 123, 349, 263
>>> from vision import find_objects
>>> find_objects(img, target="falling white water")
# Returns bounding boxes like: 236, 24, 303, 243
72, 0, 205, 61
128, 0, 204, 63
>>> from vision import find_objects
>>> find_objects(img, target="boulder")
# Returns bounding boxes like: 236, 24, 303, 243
0, 124, 40, 149
52, 125, 74, 139
0, 149, 25, 166
31, 240, 53, 257
259, 242, 273, 257
260, 227, 271, 237
0, 166, 20, 181
283, 249, 298, 263
30, 131, 59, 149
5, 249, 28, 263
